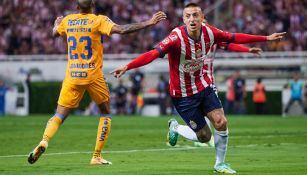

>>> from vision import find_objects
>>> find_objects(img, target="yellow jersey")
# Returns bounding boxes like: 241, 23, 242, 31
57, 13, 114, 85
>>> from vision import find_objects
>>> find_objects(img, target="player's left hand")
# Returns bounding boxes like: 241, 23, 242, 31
149, 11, 167, 25
249, 47, 262, 56
266, 32, 286, 41
110, 66, 128, 78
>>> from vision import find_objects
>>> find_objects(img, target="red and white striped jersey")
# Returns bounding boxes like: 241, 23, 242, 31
155, 24, 234, 97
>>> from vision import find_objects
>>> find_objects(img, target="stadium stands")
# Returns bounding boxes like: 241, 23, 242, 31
0, 0, 306, 56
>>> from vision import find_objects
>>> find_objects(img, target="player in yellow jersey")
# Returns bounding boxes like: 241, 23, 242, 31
28, 0, 166, 165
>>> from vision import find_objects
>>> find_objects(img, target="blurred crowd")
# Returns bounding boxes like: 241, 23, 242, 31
0, 0, 306, 56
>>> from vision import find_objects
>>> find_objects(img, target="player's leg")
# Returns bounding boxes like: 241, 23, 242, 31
28, 81, 84, 164
168, 93, 212, 146
87, 77, 112, 165
207, 108, 236, 174
284, 98, 295, 114
202, 86, 236, 173
297, 99, 306, 113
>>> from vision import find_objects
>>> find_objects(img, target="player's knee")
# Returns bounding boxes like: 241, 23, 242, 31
98, 101, 111, 114
196, 129, 212, 143
215, 117, 227, 131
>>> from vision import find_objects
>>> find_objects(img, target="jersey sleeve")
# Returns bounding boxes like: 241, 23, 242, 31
207, 24, 267, 44
56, 17, 67, 36
154, 32, 179, 58
217, 43, 250, 52
98, 15, 115, 36
206, 25, 234, 44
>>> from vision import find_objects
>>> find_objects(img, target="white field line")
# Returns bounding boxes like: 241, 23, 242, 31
231, 133, 307, 139
0, 143, 299, 158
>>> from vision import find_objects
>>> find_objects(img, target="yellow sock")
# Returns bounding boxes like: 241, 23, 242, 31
93, 117, 112, 158
42, 114, 65, 142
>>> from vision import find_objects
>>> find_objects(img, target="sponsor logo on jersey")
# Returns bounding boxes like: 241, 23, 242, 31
183, 59, 204, 72
71, 71, 88, 78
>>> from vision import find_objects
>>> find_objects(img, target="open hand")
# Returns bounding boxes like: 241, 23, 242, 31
149, 11, 167, 25
249, 47, 262, 56
110, 66, 128, 78
267, 32, 286, 41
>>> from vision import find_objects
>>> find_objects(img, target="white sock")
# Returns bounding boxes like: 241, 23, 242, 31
204, 117, 212, 131
175, 125, 198, 141
214, 129, 228, 167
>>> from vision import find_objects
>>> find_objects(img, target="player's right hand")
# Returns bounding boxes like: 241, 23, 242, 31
266, 32, 286, 41
54, 16, 64, 27
110, 66, 128, 78
149, 11, 167, 25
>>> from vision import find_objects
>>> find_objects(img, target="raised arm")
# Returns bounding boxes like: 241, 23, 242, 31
111, 11, 166, 34
52, 16, 64, 37
110, 49, 160, 78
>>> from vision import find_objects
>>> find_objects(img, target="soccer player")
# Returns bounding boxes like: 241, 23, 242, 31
27, 0, 166, 165
170, 43, 263, 148
111, 3, 285, 173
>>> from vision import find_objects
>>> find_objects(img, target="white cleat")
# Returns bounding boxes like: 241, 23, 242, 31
90, 157, 112, 165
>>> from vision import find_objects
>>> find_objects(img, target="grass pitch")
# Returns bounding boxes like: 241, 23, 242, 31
0, 115, 307, 175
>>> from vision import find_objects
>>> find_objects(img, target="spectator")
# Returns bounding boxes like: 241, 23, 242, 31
157, 74, 169, 115
252, 77, 267, 115
84, 101, 100, 116
26, 72, 32, 112
136, 92, 144, 115
234, 71, 246, 114
129, 69, 144, 114
283, 73, 306, 116
0, 0, 306, 55
0, 79, 8, 116
224, 73, 235, 114
114, 79, 128, 115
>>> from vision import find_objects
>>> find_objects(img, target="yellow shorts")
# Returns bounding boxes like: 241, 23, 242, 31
58, 77, 110, 108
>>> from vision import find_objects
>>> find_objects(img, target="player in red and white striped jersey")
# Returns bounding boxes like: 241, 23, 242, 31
111, 2, 285, 174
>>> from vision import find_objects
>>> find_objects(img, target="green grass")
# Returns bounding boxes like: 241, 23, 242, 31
0, 115, 307, 175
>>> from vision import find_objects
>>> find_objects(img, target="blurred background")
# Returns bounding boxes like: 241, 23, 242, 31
0, 0, 306, 117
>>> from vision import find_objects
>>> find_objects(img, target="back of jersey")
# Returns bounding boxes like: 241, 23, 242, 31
57, 13, 114, 85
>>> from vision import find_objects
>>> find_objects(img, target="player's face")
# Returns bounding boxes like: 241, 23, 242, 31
183, 7, 203, 32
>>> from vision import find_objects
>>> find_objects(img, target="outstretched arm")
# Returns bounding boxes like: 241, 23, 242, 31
52, 16, 64, 37
110, 49, 160, 78
111, 11, 166, 34
232, 32, 286, 44
208, 24, 286, 44
227, 43, 262, 56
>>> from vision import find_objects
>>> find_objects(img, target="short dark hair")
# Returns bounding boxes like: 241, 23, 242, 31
184, 2, 201, 9
77, 0, 93, 11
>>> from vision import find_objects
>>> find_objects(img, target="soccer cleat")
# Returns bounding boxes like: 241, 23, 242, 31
167, 118, 178, 146
28, 141, 48, 164
214, 163, 236, 174
90, 157, 112, 165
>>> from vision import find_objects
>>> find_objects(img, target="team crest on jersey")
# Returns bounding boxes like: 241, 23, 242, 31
195, 49, 202, 58
189, 120, 197, 130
